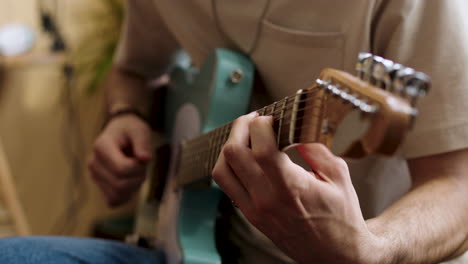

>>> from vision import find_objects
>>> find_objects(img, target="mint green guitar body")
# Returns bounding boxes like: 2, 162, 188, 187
157, 49, 254, 264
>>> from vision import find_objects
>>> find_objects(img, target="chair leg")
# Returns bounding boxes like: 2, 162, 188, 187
0, 138, 30, 236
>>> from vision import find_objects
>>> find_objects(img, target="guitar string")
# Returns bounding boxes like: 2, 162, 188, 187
181, 106, 320, 159
179, 123, 326, 177
184, 88, 325, 146
180, 126, 323, 178
186, 84, 368, 151
178, 83, 406, 178
179, 120, 327, 176
182, 120, 319, 158
182, 107, 362, 173
178, 86, 369, 174
180, 90, 326, 153
183, 101, 325, 151
180, 110, 325, 167
180, 121, 322, 167
182, 104, 324, 155
180, 76, 378, 156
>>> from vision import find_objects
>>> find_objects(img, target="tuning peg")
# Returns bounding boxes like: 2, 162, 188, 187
402, 71, 431, 105
372, 56, 394, 90
393, 67, 416, 94
386, 63, 404, 93
356, 52, 373, 80
393, 67, 430, 105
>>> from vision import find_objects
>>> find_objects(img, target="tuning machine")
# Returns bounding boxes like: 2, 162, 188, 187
356, 52, 374, 82
356, 52, 431, 106
371, 56, 396, 90
393, 67, 431, 105
357, 53, 397, 90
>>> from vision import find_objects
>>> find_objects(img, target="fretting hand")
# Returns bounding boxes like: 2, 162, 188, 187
212, 112, 381, 263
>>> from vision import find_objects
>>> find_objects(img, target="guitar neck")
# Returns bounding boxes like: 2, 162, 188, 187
173, 54, 428, 188
176, 87, 325, 187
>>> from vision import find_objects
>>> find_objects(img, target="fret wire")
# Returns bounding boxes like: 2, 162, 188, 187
215, 124, 224, 170
209, 128, 216, 175
213, 125, 226, 170
277, 97, 287, 146
277, 124, 323, 145
203, 132, 210, 176
216, 125, 223, 171
211, 124, 223, 174
213, 125, 221, 174
210, 127, 219, 174
180, 90, 326, 170
220, 124, 227, 158
197, 129, 211, 175
182, 112, 323, 166
271, 101, 278, 135
185, 95, 324, 157
187, 93, 321, 149
205, 134, 210, 176
252, 89, 320, 117
183, 104, 324, 157
210, 127, 217, 174
269, 98, 322, 118
184, 125, 323, 169
270, 102, 277, 116
217, 125, 223, 162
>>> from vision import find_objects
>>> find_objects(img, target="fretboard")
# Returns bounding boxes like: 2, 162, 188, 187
176, 88, 324, 187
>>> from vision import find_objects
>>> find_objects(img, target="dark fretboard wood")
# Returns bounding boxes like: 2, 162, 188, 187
176, 88, 323, 187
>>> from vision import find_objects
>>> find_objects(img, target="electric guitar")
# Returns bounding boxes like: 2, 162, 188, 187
129, 49, 430, 264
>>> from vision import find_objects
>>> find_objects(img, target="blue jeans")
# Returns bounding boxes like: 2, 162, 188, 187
0, 236, 165, 264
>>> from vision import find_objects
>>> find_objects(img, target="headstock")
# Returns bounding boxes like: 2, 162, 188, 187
301, 53, 430, 158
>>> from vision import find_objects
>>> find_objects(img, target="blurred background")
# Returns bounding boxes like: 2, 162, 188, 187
0, 0, 135, 238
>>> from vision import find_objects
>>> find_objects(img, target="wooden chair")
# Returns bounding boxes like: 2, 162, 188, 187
0, 62, 30, 237
0, 138, 30, 236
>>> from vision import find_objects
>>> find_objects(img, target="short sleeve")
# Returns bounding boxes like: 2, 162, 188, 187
372, 0, 468, 158
114, 0, 179, 78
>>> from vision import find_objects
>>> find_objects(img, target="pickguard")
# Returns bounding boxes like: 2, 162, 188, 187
146, 49, 254, 264
157, 103, 201, 264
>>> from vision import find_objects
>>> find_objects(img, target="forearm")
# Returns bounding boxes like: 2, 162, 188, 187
104, 65, 149, 115
366, 161, 468, 263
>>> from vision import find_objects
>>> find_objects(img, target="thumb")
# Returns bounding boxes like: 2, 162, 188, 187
296, 143, 346, 181
127, 125, 153, 162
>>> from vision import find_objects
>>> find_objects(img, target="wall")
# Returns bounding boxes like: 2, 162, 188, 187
0, 0, 135, 236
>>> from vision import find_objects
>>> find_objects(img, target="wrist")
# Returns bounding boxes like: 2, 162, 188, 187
360, 218, 399, 264
103, 107, 151, 129
107, 101, 148, 116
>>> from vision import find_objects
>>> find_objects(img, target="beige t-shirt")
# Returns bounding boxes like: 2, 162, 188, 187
115, 0, 468, 263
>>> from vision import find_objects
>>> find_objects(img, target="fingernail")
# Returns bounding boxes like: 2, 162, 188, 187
248, 111, 259, 117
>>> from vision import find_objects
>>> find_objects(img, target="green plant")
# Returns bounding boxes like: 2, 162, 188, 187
73, 0, 124, 95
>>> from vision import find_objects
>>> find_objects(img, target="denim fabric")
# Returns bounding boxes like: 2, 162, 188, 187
0, 236, 165, 264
